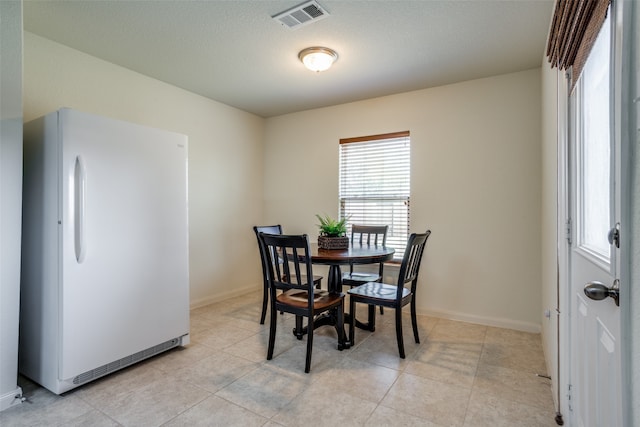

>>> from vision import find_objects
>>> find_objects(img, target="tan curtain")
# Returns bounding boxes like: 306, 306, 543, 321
546, 0, 611, 91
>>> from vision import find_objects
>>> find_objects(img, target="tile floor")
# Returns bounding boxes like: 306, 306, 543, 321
1, 291, 557, 426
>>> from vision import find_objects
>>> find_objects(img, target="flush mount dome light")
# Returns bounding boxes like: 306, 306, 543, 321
298, 47, 338, 72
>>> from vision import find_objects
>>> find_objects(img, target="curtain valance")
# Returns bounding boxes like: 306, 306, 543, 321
546, 0, 611, 90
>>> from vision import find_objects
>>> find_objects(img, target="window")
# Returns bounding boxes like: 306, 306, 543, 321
339, 131, 410, 260
576, 11, 611, 261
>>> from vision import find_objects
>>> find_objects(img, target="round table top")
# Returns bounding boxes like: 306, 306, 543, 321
309, 243, 395, 265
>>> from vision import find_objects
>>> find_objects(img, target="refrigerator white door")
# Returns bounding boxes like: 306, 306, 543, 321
59, 109, 189, 379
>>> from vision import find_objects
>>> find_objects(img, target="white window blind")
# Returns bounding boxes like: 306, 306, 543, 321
339, 131, 410, 260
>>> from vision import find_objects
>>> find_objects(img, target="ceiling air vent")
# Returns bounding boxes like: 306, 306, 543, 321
272, 0, 329, 30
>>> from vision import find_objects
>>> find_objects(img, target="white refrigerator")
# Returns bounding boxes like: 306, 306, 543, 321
20, 108, 190, 394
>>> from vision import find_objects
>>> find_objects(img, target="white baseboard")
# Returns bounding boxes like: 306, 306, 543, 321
0, 386, 23, 413
190, 284, 261, 310
418, 307, 541, 333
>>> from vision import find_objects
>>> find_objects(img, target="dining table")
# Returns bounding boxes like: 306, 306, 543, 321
292, 242, 395, 347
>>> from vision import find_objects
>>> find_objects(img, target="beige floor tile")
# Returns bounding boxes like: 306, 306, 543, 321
312, 356, 400, 403
223, 330, 287, 363
428, 319, 488, 344
366, 405, 442, 426
256, 313, 348, 371
163, 395, 268, 426
406, 339, 482, 388
463, 388, 557, 427
359, 311, 433, 353
249, 310, 296, 335
479, 340, 547, 375
171, 350, 261, 393
480, 327, 547, 374
220, 315, 267, 334
271, 381, 377, 427
380, 372, 472, 426
307, 324, 348, 352
347, 333, 418, 371
473, 363, 554, 410
222, 295, 263, 312
73, 362, 168, 407
144, 342, 218, 373
64, 409, 122, 426
196, 323, 259, 350
189, 314, 237, 342
190, 298, 250, 319
0, 383, 94, 427
413, 314, 441, 336
376, 309, 440, 332
6, 290, 556, 427
265, 339, 345, 376
484, 326, 543, 346
215, 364, 311, 418
91, 375, 209, 427
222, 305, 268, 327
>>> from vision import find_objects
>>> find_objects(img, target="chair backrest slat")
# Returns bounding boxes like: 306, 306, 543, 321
349, 224, 389, 277
396, 231, 431, 299
259, 233, 315, 306
292, 247, 302, 285
351, 224, 388, 246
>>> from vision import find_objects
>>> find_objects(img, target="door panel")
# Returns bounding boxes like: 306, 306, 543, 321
574, 295, 590, 427
569, 6, 622, 427
595, 317, 618, 425
571, 255, 620, 426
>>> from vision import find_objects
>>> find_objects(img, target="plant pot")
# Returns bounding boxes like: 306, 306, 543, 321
318, 235, 349, 250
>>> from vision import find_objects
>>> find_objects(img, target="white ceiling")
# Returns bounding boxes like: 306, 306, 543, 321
23, 0, 554, 118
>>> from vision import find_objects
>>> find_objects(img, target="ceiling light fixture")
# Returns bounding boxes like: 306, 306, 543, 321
298, 47, 338, 72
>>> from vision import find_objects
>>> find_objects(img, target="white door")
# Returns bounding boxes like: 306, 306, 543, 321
568, 7, 623, 427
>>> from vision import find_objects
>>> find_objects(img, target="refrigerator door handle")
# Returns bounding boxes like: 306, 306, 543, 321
74, 155, 86, 263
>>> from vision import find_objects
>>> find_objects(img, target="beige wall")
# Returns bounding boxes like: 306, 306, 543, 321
23, 32, 544, 331
23, 32, 265, 307
264, 69, 543, 331
0, 0, 24, 412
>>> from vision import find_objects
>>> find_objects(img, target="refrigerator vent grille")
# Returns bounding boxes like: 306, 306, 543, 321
272, 0, 329, 30
72, 338, 181, 385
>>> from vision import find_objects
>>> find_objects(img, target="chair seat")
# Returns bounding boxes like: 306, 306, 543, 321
278, 289, 344, 310
342, 272, 381, 285
348, 282, 410, 302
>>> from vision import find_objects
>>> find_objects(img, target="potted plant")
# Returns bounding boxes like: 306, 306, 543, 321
316, 214, 350, 250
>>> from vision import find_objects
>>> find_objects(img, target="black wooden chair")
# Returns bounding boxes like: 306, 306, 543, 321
253, 225, 322, 324
342, 224, 388, 316
259, 232, 345, 373
348, 230, 431, 358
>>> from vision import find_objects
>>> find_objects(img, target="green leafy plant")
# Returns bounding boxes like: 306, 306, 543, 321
315, 213, 349, 237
